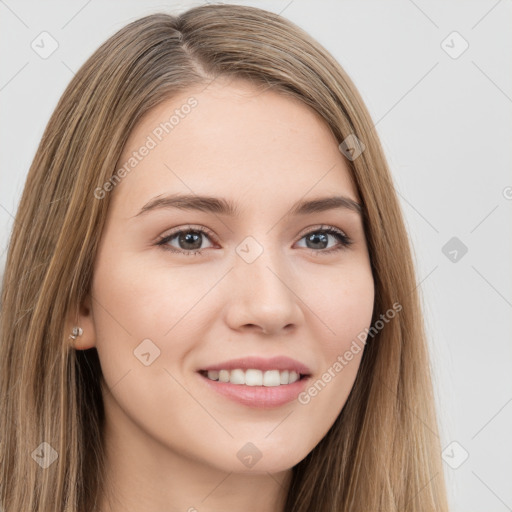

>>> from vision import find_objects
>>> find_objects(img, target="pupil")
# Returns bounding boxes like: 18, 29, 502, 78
180, 232, 202, 250
307, 232, 327, 249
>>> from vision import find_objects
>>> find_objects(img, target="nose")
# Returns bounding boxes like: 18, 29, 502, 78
224, 244, 303, 335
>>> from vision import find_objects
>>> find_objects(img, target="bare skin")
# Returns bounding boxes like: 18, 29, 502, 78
74, 76, 375, 512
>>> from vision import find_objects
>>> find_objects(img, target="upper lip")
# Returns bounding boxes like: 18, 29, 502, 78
199, 356, 312, 375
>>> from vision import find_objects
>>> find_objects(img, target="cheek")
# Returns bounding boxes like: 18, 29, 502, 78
89, 254, 207, 432
91, 250, 211, 339
295, 264, 374, 417
304, 261, 375, 349
90, 248, 228, 399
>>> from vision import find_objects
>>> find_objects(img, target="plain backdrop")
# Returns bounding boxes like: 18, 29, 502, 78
1, 1, 511, 510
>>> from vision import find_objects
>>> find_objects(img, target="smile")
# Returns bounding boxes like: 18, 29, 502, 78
200, 368, 306, 387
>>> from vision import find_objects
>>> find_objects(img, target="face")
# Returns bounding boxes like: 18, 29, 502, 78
77, 77, 374, 475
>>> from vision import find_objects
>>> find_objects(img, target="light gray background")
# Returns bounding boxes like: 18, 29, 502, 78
1, 1, 511, 510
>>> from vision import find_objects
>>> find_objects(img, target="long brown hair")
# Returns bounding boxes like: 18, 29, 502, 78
0, 4, 450, 511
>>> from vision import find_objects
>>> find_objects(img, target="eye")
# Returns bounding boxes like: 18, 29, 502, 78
295, 225, 353, 255
156, 225, 216, 256
155, 224, 353, 256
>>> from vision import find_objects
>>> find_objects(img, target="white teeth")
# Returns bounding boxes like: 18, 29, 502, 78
245, 369, 262, 386
230, 369, 245, 385
204, 368, 304, 386
218, 370, 230, 383
263, 370, 281, 387
207, 370, 219, 381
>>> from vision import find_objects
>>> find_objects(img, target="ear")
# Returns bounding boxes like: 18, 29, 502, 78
68, 293, 96, 350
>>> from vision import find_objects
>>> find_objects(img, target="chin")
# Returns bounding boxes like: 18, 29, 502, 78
210, 445, 308, 475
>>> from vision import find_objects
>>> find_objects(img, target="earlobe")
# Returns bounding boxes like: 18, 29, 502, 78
69, 293, 97, 350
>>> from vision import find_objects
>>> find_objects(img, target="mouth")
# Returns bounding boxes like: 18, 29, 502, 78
198, 368, 311, 387
197, 368, 311, 408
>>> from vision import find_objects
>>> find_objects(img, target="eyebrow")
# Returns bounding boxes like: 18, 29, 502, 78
134, 193, 363, 218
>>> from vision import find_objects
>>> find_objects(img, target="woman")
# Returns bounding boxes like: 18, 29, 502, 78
0, 4, 450, 511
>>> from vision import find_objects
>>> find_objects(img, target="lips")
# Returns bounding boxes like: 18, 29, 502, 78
197, 365, 311, 408
196, 356, 313, 407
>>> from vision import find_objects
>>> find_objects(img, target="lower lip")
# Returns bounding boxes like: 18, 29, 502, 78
198, 372, 310, 408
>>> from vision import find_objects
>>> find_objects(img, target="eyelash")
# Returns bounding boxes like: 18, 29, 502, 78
155, 224, 353, 257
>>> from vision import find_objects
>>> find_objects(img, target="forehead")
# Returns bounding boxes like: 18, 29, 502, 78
111, 78, 358, 215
